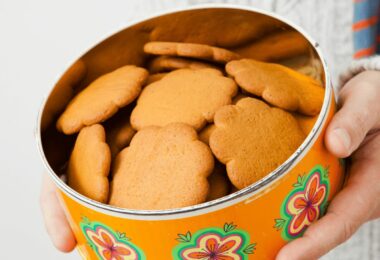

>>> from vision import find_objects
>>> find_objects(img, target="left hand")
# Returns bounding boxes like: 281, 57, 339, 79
276, 70, 380, 260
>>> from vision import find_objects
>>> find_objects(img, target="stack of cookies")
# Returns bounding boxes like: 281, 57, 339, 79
55, 40, 324, 210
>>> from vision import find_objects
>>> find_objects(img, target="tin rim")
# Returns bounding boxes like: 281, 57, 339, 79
36, 3, 332, 220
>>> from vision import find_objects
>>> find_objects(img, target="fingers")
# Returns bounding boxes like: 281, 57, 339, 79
40, 173, 76, 252
276, 142, 380, 260
325, 71, 380, 158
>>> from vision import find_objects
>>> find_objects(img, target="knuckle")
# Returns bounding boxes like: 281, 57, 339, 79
340, 219, 356, 243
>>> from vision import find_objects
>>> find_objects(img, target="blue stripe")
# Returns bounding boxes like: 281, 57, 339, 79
354, 27, 377, 50
354, 0, 379, 22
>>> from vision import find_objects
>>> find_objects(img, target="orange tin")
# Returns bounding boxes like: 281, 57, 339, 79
37, 5, 345, 260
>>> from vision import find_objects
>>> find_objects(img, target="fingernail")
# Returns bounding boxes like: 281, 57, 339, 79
333, 128, 351, 151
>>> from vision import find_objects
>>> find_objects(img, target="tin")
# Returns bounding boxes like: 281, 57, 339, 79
37, 5, 345, 259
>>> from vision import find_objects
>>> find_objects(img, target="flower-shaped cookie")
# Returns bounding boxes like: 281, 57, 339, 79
144, 41, 240, 64
130, 68, 237, 131
210, 98, 305, 189
109, 123, 214, 210
67, 124, 111, 203
226, 59, 324, 116
57, 65, 148, 134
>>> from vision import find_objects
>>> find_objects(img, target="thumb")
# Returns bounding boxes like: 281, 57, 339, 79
325, 71, 380, 158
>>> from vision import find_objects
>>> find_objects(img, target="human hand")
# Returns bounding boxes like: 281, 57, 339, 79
40, 173, 76, 252
277, 70, 380, 260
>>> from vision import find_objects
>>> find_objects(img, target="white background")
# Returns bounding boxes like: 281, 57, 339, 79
0, 0, 379, 259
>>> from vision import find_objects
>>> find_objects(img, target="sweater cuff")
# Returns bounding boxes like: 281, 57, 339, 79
339, 56, 380, 89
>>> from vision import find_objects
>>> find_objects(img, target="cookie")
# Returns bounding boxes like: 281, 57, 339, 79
131, 68, 237, 131
57, 65, 148, 134
105, 107, 136, 159
199, 124, 216, 145
67, 124, 111, 203
293, 113, 319, 136
144, 42, 240, 64
148, 9, 284, 48
234, 30, 310, 62
148, 56, 221, 73
207, 163, 230, 201
226, 59, 324, 116
210, 97, 305, 189
145, 73, 168, 85
109, 123, 214, 210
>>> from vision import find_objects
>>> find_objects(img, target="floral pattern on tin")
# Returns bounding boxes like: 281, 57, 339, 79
80, 217, 145, 260
173, 223, 256, 260
274, 165, 330, 240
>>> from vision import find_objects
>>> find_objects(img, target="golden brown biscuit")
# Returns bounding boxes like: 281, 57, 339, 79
199, 124, 216, 145
105, 107, 136, 159
226, 59, 324, 116
57, 65, 148, 135
109, 123, 214, 210
67, 124, 111, 203
131, 68, 237, 131
148, 56, 221, 73
145, 73, 168, 85
293, 113, 319, 136
207, 163, 230, 201
144, 42, 240, 64
234, 30, 310, 62
148, 9, 285, 48
210, 97, 305, 189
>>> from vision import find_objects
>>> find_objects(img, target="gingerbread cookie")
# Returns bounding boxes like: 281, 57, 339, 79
145, 73, 168, 85
109, 123, 214, 210
293, 113, 319, 136
67, 124, 111, 203
210, 97, 305, 189
226, 59, 324, 116
105, 107, 136, 159
144, 42, 240, 64
57, 65, 148, 134
131, 68, 237, 131
148, 56, 221, 73
234, 30, 310, 62
199, 124, 216, 145
207, 163, 230, 201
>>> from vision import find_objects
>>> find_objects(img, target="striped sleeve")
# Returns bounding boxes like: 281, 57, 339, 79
353, 0, 380, 59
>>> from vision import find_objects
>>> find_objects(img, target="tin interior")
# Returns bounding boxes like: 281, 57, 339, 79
37, 5, 331, 218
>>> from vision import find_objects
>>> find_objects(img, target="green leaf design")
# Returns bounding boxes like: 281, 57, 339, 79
176, 231, 192, 243
81, 216, 91, 225
293, 174, 305, 187
324, 165, 330, 178
116, 231, 130, 241
273, 218, 285, 231
243, 243, 257, 254
223, 222, 237, 233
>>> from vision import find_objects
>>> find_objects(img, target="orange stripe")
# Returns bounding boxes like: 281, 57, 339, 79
353, 16, 378, 31
377, 36, 380, 43
354, 46, 376, 59
353, 0, 365, 3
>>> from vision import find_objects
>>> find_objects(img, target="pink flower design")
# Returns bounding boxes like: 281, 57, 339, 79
286, 172, 327, 236
85, 226, 138, 260
182, 233, 243, 260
